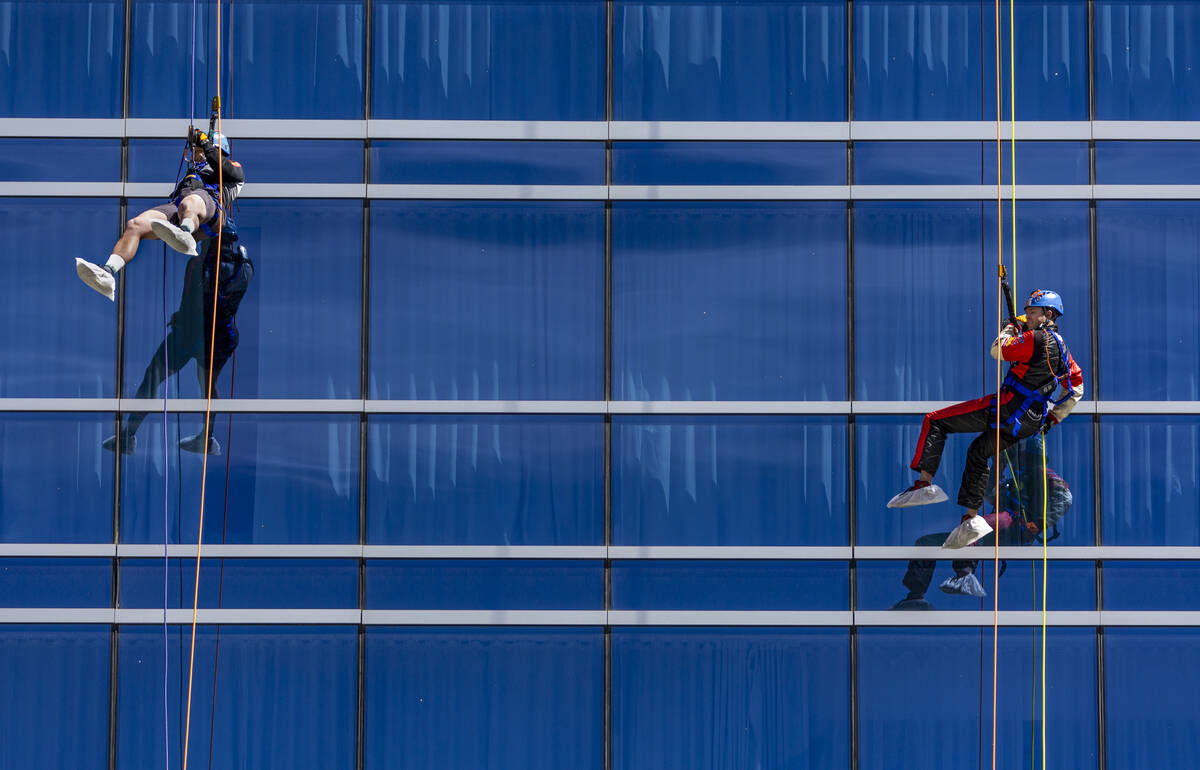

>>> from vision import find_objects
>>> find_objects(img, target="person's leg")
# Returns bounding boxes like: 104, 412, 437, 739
151, 192, 216, 256
911, 395, 997, 478
76, 204, 173, 300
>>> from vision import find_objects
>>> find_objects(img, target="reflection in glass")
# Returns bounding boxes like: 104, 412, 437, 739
611, 560, 848, 611
613, 141, 845, 185
613, 202, 846, 401
1098, 201, 1200, 400
1102, 416, 1200, 546
130, 0, 365, 118
0, 413, 114, 543
854, 201, 984, 401
859, 627, 1098, 769
2, 199, 118, 397
859, 559, 1095, 612
368, 415, 603, 545
366, 559, 604, 609
1106, 629, 1200, 767
857, 419, 1094, 547
124, 199, 362, 399
1, 626, 110, 770
0, 139, 121, 182
855, 0, 1086, 120
614, 0, 846, 121
121, 414, 359, 544
613, 629, 850, 770
369, 202, 604, 400
372, 0, 604, 120
0, 0, 124, 118
366, 627, 603, 770
853, 142, 1090, 185
119, 626, 357, 770
0, 559, 112, 607
1096, 1, 1200, 120
371, 140, 605, 185
120, 558, 359, 609
612, 416, 847, 545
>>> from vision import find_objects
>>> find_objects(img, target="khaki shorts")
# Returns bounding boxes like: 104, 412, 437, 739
149, 188, 217, 227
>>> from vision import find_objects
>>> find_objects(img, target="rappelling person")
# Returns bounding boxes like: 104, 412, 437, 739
891, 435, 1074, 610
103, 222, 254, 456
886, 288, 1085, 549
75, 124, 244, 301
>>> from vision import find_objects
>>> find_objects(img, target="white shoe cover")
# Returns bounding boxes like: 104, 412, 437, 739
942, 516, 993, 549
75, 259, 115, 301
940, 572, 987, 598
150, 219, 198, 255
887, 483, 950, 508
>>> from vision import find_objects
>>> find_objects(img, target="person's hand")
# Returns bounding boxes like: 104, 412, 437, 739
1041, 414, 1059, 435
1024, 520, 1041, 536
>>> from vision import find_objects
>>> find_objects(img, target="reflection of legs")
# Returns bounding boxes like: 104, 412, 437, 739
179, 346, 233, 455
123, 332, 194, 438
900, 532, 949, 600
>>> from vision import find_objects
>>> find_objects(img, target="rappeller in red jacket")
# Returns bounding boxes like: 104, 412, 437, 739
886, 289, 1085, 549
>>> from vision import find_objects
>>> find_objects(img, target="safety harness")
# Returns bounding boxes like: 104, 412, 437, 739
993, 327, 1072, 437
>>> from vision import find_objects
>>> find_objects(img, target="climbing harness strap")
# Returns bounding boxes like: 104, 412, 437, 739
990, 329, 1072, 437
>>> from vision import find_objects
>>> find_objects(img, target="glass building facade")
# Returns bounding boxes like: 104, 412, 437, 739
2, 1, 1198, 768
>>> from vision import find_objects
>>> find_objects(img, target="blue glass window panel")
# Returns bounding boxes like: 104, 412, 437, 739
613, 202, 846, 401
857, 559, 1095, 610
0, 140, 120, 181
0, 413, 115, 543
860, 627, 1098, 769
122, 198, 362, 399
120, 414, 359, 544
984, 200, 1094, 387
0, 559, 111, 607
1, 626, 110, 770
612, 416, 848, 546
612, 628, 850, 770
119, 626, 357, 770
1096, 2, 1200, 120
1097, 141, 1200, 185
612, 560, 847, 611
612, 141, 845, 185
1101, 417, 1200, 546
367, 415, 603, 545
1, 199, 117, 397
854, 142, 1090, 185
856, 1, 1086, 120
614, 1, 846, 121
373, 1, 604, 120
366, 559, 603, 609
232, 140, 363, 183
369, 201, 604, 400
856, 419, 1093, 546
0, 1, 123, 118
1103, 561, 1200, 611
130, 0, 364, 119
366, 627, 602, 770
128, 139, 191, 183
1106, 629, 1200, 767
1098, 201, 1200, 399
120, 558, 358, 608
854, 201, 985, 401
371, 140, 604, 185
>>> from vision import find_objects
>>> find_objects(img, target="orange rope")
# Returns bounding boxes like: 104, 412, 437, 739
182, 0, 225, 766
991, 0, 1004, 766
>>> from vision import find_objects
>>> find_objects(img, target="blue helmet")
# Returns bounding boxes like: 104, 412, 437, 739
211, 131, 231, 155
1026, 289, 1064, 317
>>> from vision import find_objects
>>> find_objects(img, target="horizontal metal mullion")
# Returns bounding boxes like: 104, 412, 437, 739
608, 547, 852, 560
610, 185, 850, 200
362, 610, 606, 625
1091, 121, 1200, 140
363, 546, 606, 559
369, 120, 608, 140
364, 400, 606, 414
608, 610, 853, 626
116, 398, 366, 413
1093, 185, 1200, 199
610, 121, 849, 140
116, 544, 363, 558
367, 184, 608, 200
850, 121, 1093, 141
0, 544, 115, 557
855, 611, 1101, 626
607, 401, 853, 415
115, 609, 362, 624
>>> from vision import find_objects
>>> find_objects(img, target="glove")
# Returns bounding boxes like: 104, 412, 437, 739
1041, 414, 1059, 435
1024, 520, 1041, 537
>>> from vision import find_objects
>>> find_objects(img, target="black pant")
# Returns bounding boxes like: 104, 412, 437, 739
910, 392, 1044, 509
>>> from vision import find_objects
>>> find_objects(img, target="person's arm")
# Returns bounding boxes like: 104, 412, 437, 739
1048, 352, 1085, 424
201, 141, 245, 185
989, 323, 1035, 362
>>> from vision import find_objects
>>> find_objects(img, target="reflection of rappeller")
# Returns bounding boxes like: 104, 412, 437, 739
75, 125, 244, 302
103, 223, 254, 456
887, 289, 1085, 549
892, 436, 1074, 610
